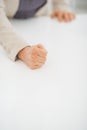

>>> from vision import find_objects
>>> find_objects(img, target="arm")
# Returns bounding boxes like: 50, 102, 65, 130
51, 0, 75, 22
0, 1, 28, 61
0, 0, 47, 69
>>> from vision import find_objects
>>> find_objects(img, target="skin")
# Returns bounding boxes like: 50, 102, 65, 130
18, 11, 76, 69
18, 44, 47, 69
51, 10, 76, 22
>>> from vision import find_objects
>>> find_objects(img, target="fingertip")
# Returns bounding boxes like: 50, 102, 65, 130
37, 44, 44, 48
58, 17, 63, 22
69, 13, 76, 21
72, 14, 76, 19
57, 12, 64, 22
64, 13, 70, 22
51, 13, 55, 18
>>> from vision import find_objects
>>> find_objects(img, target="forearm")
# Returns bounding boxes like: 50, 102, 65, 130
0, 7, 28, 61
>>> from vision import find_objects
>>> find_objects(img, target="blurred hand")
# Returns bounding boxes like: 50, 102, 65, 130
51, 10, 76, 22
18, 44, 47, 69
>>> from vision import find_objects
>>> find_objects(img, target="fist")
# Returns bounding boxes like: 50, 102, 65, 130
51, 10, 75, 22
18, 44, 47, 69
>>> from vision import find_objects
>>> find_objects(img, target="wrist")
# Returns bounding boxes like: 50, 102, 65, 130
18, 46, 31, 60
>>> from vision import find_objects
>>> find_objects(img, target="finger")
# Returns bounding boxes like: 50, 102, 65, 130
36, 47, 47, 56
34, 61, 46, 66
33, 44, 47, 55
31, 63, 44, 69
63, 13, 70, 22
37, 44, 47, 53
57, 12, 64, 22
31, 55, 46, 62
31, 47, 39, 55
27, 57, 46, 69
37, 44, 44, 49
69, 13, 76, 20
31, 57, 46, 64
71, 13, 76, 19
66, 13, 73, 21
36, 58, 46, 64
30, 47, 47, 60
37, 52, 47, 58
51, 11, 57, 18
30, 65, 39, 70
37, 45, 48, 54
31, 54, 47, 62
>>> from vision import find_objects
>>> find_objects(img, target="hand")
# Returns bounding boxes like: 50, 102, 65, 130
51, 10, 75, 22
18, 44, 47, 69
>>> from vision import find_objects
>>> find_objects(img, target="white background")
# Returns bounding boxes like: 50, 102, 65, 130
0, 15, 87, 130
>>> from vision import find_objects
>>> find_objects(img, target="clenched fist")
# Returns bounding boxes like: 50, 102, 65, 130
18, 44, 47, 69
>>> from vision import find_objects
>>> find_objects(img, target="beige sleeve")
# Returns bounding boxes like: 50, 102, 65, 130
53, 0, 73, 12
0, 0, 28, 61
36, 2, 49, 16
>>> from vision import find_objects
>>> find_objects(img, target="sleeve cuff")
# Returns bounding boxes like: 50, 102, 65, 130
54, 4, 73, 13
8, 43, 29, 61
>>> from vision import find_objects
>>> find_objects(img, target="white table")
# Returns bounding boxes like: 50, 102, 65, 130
0, 15, 87, 130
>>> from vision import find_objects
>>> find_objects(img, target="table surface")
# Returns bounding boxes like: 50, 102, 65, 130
0, 15, 87, 130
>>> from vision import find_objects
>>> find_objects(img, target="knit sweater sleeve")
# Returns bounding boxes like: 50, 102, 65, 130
52, 0, 73, 12
0, 0, 28, 61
